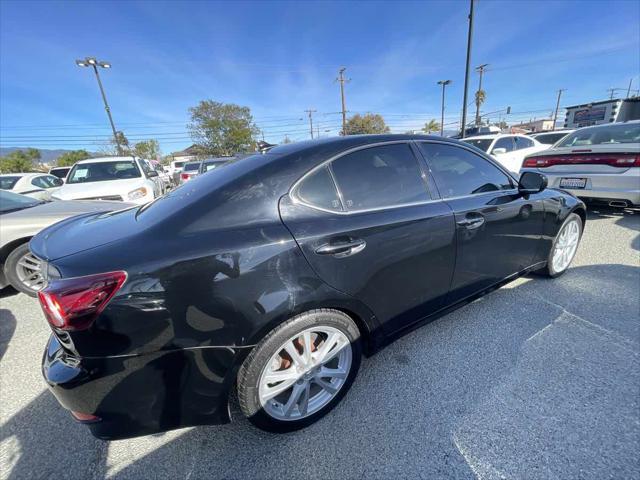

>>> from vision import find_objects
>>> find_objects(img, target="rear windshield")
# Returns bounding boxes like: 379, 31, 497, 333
49, 167, 71, 179
533, 132, 569, 145
462, 138, 493, 152
173, 161, 185, 168
0, 176, 20, 190
0, 190, 42, 213
183, 163, 200, 172
67, 161, 141, 184
557, 123, 640, 147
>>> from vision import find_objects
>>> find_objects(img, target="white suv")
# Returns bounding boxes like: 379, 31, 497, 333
52, 156, 163, 204
463, 134, 547, 176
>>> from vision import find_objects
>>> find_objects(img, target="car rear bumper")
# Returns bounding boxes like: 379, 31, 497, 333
520, 168, 640, 206
42, 334, 243, 440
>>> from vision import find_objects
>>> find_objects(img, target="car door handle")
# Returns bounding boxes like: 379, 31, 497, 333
456, 217, 485, 229
315, 239, 366, 257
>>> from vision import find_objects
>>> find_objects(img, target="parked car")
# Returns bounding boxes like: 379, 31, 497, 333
179, 161, 202, 184
521, 121, 640, 208
32, 134, 585, 440
530, 129, 575, 146
48, 166, 72, 182
168, 160, 186, 184
462, 133, 547, 175
0, 173, 63, 200
199, 157, 234, 174
150, 160, 173, 191
51, 157, 162, 205
0, 190, 131, 296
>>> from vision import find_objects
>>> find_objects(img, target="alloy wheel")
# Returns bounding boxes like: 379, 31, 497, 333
15, 251, 45, 292
552, 219, 580, 273
258, 326, 352, 421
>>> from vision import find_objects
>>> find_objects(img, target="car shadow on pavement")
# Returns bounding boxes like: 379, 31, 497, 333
2, 264, 638, 479
0, 286, 19, 300
0, 309, 17, 361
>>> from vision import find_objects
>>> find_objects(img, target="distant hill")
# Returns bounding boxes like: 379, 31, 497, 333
0, 147, 97, 165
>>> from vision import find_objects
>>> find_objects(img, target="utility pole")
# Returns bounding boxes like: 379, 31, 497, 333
474, 63, 489, 126
305, 109, 317, 139
460, 0, 475, 138
76, 57, 122, 155
552, 88, 565, 131
336, 67, 350, 135
437, 80, 452, 136
627, 78, 634, 98
607, 88, 616, 100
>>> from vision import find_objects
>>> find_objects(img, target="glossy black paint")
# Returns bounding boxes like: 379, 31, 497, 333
31, 134, 585, 440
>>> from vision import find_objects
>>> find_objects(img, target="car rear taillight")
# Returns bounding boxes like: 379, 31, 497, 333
523, 153, 640, 168
38, 271, 127, 331
181, 173, 190, 180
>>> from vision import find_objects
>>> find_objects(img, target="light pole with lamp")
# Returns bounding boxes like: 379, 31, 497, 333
76, 57, 122, 155
437, 80, 452, 137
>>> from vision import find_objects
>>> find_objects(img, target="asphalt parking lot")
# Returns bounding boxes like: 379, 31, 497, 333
1, 206, 638, 480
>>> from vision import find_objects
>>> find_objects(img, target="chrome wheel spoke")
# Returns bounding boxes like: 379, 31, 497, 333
258, 325, 352, 421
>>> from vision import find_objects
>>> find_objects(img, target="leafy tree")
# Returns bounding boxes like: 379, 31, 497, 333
475, 89, 486, 125
98, 131, 130, 156
188, 100, 259, 156
133, 139, 161, 159
281, 135, 292, 144
343, 113, 390, 135
493, 120, 508, 130
422, 119, 441, 134
56, 150, 91, 167
0, 148, 41, 173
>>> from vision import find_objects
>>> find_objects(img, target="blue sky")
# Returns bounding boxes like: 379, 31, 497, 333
1, 0, 638, 154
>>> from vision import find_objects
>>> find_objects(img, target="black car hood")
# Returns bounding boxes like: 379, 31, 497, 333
30, 205, 140, 262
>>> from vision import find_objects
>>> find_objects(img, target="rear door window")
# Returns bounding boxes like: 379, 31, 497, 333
295, 166, 342, 212
515, 136, 534, 149
492, 137, 515, 153
418, 143, 514, 198
330, 143, 430, 211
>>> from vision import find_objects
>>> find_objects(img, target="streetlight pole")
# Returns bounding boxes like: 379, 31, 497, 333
76, 57, 122, 155
336, 67, 350, 135
460, 0, 475, 138
437, 80, 452, 137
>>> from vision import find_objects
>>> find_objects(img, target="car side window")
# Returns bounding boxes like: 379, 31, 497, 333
515, 136, 534, 149
295, 165, 342, 212
31, 176, 55, 188
492, 137, 515, 153
139, 160, 152, 176
329, 143, 429, 211
418, 143, 514, 198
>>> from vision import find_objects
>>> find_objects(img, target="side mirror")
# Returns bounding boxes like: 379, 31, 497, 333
519, 171, 547, 194
492, 147, 507, 155
147, 170, 159, 178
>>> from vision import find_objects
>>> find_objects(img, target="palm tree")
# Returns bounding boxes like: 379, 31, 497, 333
475, 89, 486, 125
422, 119, 441, 134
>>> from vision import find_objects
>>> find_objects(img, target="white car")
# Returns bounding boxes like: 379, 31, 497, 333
52, 156, 162, 205
462, 134, 547, 175
0, 173, 63, 200
521, 121, 640, 208
48, 166, 72, 183
168, 159, 187, 184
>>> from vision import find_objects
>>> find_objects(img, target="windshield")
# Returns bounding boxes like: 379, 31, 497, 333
49, 167, 70, 179
462, 138, 493, 152
0, 176, 21, 190
0, 190, 42, 213
67, 160, 141, 184
557, 123, 640, 147
183, 162, 200, 172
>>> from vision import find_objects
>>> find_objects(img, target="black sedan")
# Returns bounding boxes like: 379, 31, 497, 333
31, 134, 585, 440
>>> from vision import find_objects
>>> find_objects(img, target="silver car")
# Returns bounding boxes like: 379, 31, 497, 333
0, 190, 133, 296
520, 121, 640, 208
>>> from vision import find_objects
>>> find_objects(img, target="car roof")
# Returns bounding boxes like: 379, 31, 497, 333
75, 156, 140, 164
0, 172, 47, 178
463, 133, 516, 140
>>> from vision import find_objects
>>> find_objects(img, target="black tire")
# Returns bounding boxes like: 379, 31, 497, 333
3, 242, 43, 297
237, 309, 362, 433
540, 212, 583, 278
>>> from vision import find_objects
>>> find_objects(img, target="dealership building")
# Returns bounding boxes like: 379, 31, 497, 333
564, 97, 640, 128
